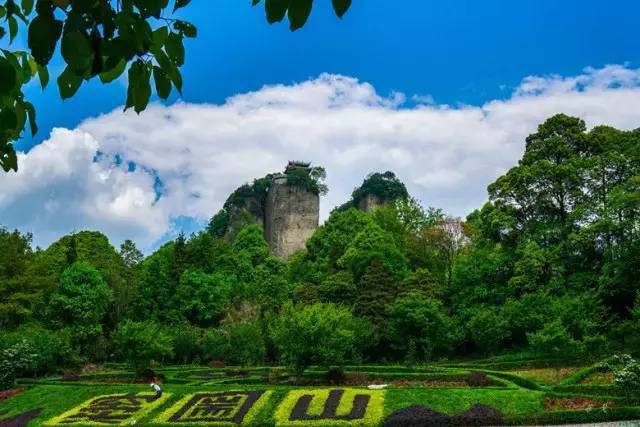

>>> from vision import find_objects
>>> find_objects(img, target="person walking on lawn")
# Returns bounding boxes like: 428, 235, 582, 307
150, 380, 162, 399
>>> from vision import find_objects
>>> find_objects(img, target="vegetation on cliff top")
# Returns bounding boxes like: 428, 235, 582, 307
208, 164, 327, 238
337, 171, 409, 212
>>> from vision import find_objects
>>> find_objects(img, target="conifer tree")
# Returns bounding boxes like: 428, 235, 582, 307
354, 259, 398, 328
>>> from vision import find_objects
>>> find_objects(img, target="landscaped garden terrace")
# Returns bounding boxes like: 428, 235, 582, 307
2, 355, 640, 426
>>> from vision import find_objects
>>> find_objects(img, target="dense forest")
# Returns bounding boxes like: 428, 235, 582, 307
1, 114, 639, 386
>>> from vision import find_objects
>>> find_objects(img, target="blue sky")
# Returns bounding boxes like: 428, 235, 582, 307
18, 0, 640, 151
4, 0, 640, 252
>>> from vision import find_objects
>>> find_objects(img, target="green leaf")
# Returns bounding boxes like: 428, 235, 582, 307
0, 6, 6, 19
22, 0, 34, 15
61, 31, 94, 74
173, 0, 191, 12
52, 0, 70, 9
0, 28, 5, 40
18, 52, 33, 85
134, 0, 164, 18
8, 16, 18, 43
153, 66, 171, 99
288, 0, 312, 31
126, 60, 151, 114
57, 66, 83, 99
174, 20, 197, 38
152, 26, 169, 47
265, 0, 289, 23
332, 0, 351, 18
165, 32, 184, 66
99, 58, 126, 83
252, 0, 261, 5
0, 142, 18, 172
169, 65, 182, 94
0, 57, 17, 95
36, 63, 49, 89
13, 103, 26, 134
23, 102, 37, 135
0, 107, 18, 131
28, 15, 63, 66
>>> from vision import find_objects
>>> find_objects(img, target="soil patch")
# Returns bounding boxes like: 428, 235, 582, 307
544, 397, 615, 411
0, 388, 25, 403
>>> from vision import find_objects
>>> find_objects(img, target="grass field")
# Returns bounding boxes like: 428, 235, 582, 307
1, 361, 639, 426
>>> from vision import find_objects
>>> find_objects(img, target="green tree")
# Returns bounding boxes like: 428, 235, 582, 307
269, 302, 371, 376
339, 221, 407, 281
176, 269, 231, 327
119, 239, 143, 268
387, 293, 460, 361
467, 307, 510, 353
113, 319, 173, 376
135, 242, 175, 321
254, 256, 292, 313
399, 268, 444, 299
301, 208, 373, 283
353, 259, 398, 330
318, 270, 356, 306
47, 262, 113, 353
42, 231, 131, 322
232, 224, 270, 268
0, 227, 53, 328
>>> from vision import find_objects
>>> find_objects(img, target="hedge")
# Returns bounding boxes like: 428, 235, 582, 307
274, 388, 385, 426
154, 390, 272, 426
505, 406, 640, 425
44, 392, 170, 426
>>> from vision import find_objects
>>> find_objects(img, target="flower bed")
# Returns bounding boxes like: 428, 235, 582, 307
274, 388, 385, 426
44, 392, 169, 425
154, 390, 271, 425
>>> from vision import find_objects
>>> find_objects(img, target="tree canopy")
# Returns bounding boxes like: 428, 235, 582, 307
1, 114, 639, 373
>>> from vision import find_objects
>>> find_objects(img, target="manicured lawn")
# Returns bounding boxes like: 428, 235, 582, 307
383, 388, 544, 417
0, 364, 638, 426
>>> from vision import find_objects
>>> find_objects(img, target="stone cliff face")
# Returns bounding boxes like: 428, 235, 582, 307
357, 193, 391, 213
225, 198, 264, 239
265, 176, 320, 259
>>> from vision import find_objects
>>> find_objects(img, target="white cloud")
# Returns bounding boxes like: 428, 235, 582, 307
2, 66, 640, 252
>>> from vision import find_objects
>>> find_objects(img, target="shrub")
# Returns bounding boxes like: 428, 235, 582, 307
384, 405, 448, 427
325, 367, 347, 385
0, 340, 37, 389
604, 354, 640, 396
384, 404, 502, 427
451, 404, 502, 426
0, 323, 73, 375
467, 371, 490, 387
209, 360, 225, 368
527, 320, 580, 357
268, 367, 286, 384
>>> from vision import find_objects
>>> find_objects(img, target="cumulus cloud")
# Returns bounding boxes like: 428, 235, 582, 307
2, 65, 640, 252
